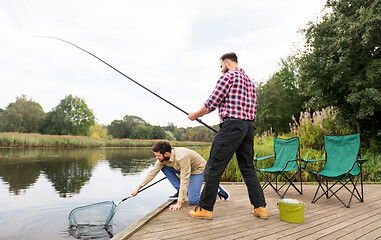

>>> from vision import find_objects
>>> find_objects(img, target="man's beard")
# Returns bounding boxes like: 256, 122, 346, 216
159, 156, 170, 162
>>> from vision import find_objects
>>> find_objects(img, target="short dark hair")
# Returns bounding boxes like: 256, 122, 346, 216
220, 52, 238, 63
152, 141, 172, 155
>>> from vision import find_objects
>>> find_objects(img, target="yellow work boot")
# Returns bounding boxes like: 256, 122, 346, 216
253, 205, 269, 219
189, 205, 213, 220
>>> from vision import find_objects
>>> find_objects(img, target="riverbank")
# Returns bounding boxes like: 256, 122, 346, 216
0, 132, 211, 148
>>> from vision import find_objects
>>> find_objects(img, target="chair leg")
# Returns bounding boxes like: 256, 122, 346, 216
360, 167, 364, 202
299, 167, 303, 195
279, 171, 302, 198
311, 174, 327, 203
347, 175, 361, 208
259, 172, 282, 197
312, 174, 363, 208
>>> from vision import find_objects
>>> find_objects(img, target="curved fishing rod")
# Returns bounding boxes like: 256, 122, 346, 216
35, 35, 217, 133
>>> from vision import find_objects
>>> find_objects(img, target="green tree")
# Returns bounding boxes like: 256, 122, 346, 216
151, 125, 166, 139
173, 127, 186, 141
107, 115, 149, 139
130, 125, 152, 139
298, 0, 381, 141
164, 122, 175, 132
123, 115, 147, 137
182, 126, 215, 142
0, 95, 45, 133
41, 95, 95, 136
88, 123, 110, 139
256, 57, 304, 134
107, 120, 128, 139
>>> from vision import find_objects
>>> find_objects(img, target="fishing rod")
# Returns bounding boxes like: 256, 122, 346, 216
35, 35, 217, 133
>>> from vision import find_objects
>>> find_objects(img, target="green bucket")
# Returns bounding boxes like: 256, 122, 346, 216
277, 198, 305, 223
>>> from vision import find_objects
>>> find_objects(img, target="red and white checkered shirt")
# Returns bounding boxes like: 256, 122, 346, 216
204, 68, 257, 121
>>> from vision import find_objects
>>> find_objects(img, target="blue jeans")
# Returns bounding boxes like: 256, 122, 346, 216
161, 165, 204, 205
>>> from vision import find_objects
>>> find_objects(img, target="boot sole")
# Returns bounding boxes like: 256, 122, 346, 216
189, 215, 213, 220
254, 214, 269, 220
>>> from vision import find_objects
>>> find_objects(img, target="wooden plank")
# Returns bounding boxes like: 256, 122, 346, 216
226, 185, 380, 240
337, 218, 381, 240
111, 199, 175, 240
115, 184, 381, 240
270, 195, 380, 239
356, 227, 381, 240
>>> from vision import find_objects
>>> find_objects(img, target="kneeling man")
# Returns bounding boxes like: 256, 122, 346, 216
131, 141, 229, 210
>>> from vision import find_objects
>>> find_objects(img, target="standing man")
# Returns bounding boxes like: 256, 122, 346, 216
131, 141, 230, 211
188, 52, 268, 219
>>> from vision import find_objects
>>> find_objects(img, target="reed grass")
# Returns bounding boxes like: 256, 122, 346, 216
0, 132, 211, 148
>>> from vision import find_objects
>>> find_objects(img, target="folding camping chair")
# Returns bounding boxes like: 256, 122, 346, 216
254, 137, 303, 198
305, 134, 368, 208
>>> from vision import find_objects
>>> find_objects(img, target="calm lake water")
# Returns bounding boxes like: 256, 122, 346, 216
0, 148, 178, 240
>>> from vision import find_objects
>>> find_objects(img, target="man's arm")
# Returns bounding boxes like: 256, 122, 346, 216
131, 185, 142, 196
188, 105, 210, 121
131, 161, 163, 197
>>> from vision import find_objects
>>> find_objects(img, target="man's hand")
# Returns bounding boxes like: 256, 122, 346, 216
188, 105, 209, 121
131, 185, 142, 197
188, 112, 199, 121
169, 201, 182, 211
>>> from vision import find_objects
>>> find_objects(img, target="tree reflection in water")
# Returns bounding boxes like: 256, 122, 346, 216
0, 148, 155, 197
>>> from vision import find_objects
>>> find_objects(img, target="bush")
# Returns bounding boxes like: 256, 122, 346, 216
290, 107, 353, 150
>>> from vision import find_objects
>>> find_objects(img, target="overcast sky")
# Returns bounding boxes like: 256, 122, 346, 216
0, 0, 326, 128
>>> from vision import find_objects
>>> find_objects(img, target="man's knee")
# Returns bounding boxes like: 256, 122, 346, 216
188, 197, 199, 205
188, 193, 201, 205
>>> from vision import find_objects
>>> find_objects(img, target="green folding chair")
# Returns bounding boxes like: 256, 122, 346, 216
254, 137, 303, 198
305, 134, 368, 208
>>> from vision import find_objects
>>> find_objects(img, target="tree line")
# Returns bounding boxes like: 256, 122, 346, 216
1, 0, 380, 146
0, 94, 216, 141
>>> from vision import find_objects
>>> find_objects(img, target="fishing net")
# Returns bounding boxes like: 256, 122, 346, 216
68, 224, 114, 239
68, 201, 118, 228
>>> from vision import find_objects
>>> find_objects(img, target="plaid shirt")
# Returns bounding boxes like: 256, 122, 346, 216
204, 68, 257, 121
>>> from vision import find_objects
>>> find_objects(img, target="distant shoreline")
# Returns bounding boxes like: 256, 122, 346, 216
0, 132, 211, 148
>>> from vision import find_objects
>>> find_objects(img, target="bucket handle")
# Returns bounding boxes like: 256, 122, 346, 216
277, 203, 305, 212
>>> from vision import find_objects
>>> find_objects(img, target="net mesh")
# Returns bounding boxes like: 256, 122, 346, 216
68, 201, 118, 227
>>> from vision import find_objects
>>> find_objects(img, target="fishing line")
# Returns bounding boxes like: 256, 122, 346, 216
35, 35, 217, 133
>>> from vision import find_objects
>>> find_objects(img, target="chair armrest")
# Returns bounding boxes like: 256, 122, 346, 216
304, 155, 326, 172
357, 158, 368, 164
305, 159, 326, 163
254, 155, 275, 162
280, 158, 304, 171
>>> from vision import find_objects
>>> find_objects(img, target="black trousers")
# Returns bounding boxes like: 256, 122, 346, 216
199, 118, 266, 211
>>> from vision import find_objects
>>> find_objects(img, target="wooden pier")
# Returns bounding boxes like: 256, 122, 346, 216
112, 183, 381, 239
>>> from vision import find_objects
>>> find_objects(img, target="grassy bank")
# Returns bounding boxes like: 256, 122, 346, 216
0, 132, 211, 148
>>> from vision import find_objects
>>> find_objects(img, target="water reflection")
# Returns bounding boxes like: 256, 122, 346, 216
0, 148, 155, 197
0, 147, 175, 240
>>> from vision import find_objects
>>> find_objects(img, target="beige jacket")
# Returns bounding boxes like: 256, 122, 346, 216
140, 147, 206, 202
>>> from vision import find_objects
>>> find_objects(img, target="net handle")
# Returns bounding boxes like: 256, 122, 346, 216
118, 176, 167, 205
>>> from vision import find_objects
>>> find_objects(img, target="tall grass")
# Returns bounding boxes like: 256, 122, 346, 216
0, 132, 211, 148
221, 134, 378, 183
219, 107, 380, 183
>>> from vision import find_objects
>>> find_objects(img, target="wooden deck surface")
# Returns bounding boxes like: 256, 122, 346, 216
112, 184, 381, 240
